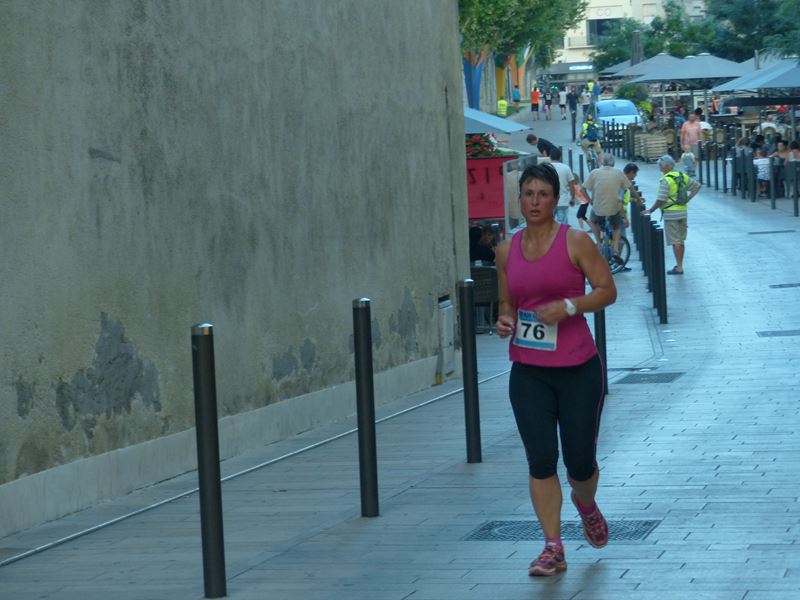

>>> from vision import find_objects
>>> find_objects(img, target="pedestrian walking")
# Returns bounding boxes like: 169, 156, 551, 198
531, 87, 540, 120
580, 88, 591, 119
495, 163, 617, 577
641, 155, 700, 275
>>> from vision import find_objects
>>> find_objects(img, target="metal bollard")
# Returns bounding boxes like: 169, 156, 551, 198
642, 216, 652, 284
673, 128, 679, 159
743, 152, 750, 200
723, 145, 728, 193
571, 111, 577, 143
697, 143, 704, 185
579, 154, 585, 181
630, 198, 640, 250
353, 298, 379, 517
650, 221, 659, 310
568, 148, 574, 172
655, 228, 668, 324
706, 141, 712, 185
713, 144, 719, 190
457, 279, 482, 464
190, 324, 227, 599
769, 156, 777, 209
749, 154, 757, 202
593, 309, 608, 397
794, 161, 800, 217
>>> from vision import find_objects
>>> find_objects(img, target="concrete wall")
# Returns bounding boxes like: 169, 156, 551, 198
0, 0, 468, 536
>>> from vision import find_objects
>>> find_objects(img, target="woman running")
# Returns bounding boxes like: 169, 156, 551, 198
495, 163, 617, 577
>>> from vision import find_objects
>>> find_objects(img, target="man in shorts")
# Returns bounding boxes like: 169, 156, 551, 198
583, 154, 632, 262
531, 87, 540, 120
558, 87, 568, 119
641, 155, 700, 274
543, 88, 554, 120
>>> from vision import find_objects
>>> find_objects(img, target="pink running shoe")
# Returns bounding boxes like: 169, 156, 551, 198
528, 543, 567, 576
571, 491, 609, 548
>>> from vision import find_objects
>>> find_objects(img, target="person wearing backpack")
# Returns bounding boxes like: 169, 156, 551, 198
641, 155, 701, 275
580, 114, 603, 165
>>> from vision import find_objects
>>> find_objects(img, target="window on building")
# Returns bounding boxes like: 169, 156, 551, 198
587, 18, 620, 46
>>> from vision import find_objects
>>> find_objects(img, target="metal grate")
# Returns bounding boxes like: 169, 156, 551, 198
747, 230, 796, 235
617, 371, 684, 384
464, 520, 660, 542
769, 283, 800, 289
756, 329, 800, 338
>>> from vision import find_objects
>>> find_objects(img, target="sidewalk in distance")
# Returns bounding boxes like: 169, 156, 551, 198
1, 113, 800, 598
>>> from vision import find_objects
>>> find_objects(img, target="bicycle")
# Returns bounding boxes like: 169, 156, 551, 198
594, 215, 630, 274
586, 145, 599, 171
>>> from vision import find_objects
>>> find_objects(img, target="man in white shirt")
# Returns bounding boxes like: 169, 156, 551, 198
548, 148, 577, 224
558, 88, 568, 120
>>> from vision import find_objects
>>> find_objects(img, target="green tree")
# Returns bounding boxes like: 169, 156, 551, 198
704, 0, 792, 61
647, 1, 715, 57
459, 0, 586, 108
590, 1, 718, 69
763, 0, 800, 58
590, 18, 645, 72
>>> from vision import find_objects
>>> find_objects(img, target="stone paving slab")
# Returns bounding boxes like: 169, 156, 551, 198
2, 114, 800, 598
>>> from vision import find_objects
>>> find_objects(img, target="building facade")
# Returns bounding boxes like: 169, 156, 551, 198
550, 0, 706, 82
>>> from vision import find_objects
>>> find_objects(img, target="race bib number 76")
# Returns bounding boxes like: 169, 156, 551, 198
513, 309, 557, 351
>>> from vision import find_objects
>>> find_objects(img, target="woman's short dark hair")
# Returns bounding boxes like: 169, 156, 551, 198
519, 163, 559, 198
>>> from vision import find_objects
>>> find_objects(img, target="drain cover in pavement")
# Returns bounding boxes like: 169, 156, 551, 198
617, 372, 684, 384
769, 283, 800, 289
464, 520, 660, 542
756, 329, 800, 337
747, 229, 796, 235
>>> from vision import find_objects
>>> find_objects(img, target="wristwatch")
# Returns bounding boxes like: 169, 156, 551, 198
564, 298, 577, 316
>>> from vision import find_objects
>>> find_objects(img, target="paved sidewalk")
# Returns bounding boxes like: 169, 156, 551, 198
2, 114, 800, 599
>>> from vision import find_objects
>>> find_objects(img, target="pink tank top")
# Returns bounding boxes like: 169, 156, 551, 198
506, 225, 597, 367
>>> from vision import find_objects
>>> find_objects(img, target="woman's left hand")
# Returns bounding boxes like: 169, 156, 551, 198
535, 301, 567, 326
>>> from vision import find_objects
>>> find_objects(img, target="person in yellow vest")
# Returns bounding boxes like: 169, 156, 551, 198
641, 155, 700, 275
497, 97, 508, 117
616, 163, 644, 271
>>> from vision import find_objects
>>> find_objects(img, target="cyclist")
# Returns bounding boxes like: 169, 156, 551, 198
580, 114, 603, 167
583, 154, 633, 264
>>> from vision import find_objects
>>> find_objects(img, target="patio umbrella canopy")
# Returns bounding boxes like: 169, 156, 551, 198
612, 52, 683, 79
628, 53, 748, 85
463, 107, 531, 134
713, 59, 800, 92
601, 59, 631, 76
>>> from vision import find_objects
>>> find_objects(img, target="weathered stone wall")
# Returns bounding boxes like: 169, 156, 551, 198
0, 0, 468, 534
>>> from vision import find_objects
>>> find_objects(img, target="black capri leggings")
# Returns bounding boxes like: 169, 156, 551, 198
509, 355, 604, 481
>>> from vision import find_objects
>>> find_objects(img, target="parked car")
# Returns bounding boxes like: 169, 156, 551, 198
595, 99, 643, 126
594, 99, 643, 145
